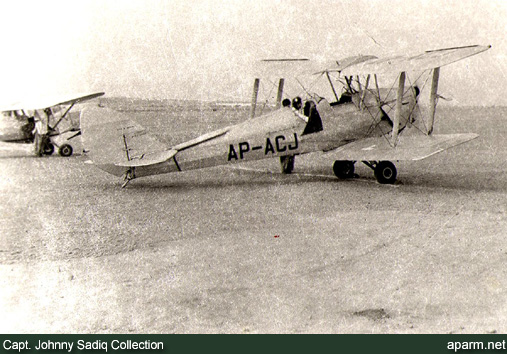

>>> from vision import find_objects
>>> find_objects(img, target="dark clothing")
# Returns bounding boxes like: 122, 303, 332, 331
302, 101, 323, 135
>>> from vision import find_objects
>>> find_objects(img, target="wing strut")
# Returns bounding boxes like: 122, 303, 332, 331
326, 72, 340, 103
427, 67, 440, 135
392, 71, 406, 145
359, 74, 371, 109
51, 101, 76, 131
275, 78, 285, 109
250, 78, 260, 118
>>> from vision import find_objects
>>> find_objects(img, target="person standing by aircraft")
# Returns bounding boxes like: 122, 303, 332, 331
292, 96, 302, 111
280, 96, 305, 174
291, 96, 308, 123
33, 108, 52, 156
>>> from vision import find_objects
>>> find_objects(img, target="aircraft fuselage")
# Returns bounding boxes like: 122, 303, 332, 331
91, 87, 418, 180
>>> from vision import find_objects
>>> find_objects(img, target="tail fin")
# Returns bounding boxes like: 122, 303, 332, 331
81, 107, 168, 176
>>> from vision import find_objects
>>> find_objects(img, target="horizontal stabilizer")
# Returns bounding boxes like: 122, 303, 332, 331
327, 133, 478, 161
172, 127, 229, 151
253, 58, 314, 78
115, 149, 177, 167
81, 107, 168, 166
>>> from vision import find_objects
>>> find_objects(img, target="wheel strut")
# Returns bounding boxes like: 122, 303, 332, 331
362, 161, 377, 170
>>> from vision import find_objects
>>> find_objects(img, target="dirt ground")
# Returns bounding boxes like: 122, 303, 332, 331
0, 103, 506, 333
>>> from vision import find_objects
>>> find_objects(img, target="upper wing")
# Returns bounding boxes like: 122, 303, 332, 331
252, 45, 490, 78
326, 133, 478, 161
317, 55, 378, 74
252, 56, 378, 78
252, 58, 318, 78
1, 92, 105, 112
339, 45, 491, 76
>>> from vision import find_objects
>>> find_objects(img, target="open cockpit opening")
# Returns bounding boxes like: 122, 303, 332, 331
330, 92, 353, 106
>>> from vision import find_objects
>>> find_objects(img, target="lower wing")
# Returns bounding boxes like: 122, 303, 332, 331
326, 133, 478, 161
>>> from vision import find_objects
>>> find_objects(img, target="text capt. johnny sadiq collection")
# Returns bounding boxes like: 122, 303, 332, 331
3, 339, 164, 352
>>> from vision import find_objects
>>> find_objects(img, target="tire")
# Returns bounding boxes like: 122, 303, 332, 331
333, 160, 355, 179
59, 144, 73, 157
374, 161, 397, 184
280, 155, 295, 174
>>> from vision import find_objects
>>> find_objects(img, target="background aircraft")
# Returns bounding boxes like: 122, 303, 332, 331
81, 45, 490, 187
0, 92, 104, 156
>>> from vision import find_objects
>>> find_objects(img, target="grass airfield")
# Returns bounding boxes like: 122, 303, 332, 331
0, 101, 506, 333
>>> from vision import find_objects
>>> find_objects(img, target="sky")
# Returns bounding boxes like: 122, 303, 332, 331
0, 0, 505, 106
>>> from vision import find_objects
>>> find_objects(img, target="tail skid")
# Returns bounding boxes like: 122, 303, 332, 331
121, 168, 136, 188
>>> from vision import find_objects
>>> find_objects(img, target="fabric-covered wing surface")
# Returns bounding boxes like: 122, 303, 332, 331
326, 133, 478, 161
0, 92, 105, 112
339, 45, 491, 76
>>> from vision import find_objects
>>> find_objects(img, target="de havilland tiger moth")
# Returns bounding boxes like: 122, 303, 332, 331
80, 45, 491, 187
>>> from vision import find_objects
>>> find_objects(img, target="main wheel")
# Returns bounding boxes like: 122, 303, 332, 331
374, 161, 397, 184
58, 144, 73, 157
333, 160, 355, 179
280, 155, 295, 174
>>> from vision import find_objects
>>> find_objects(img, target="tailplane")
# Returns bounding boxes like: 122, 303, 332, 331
81, 107, 168, 177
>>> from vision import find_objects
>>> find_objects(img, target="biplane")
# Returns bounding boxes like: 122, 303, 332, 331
0, 92, 104, 156
81, 45, 490, 187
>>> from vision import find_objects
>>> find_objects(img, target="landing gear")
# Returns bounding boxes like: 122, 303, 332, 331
280, 155, 295, 174
332, 160, 355, 179
362, 161, 397, 184
333, 160, 398, 184
374, 161, 397, 184
58, 144, 73, 157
